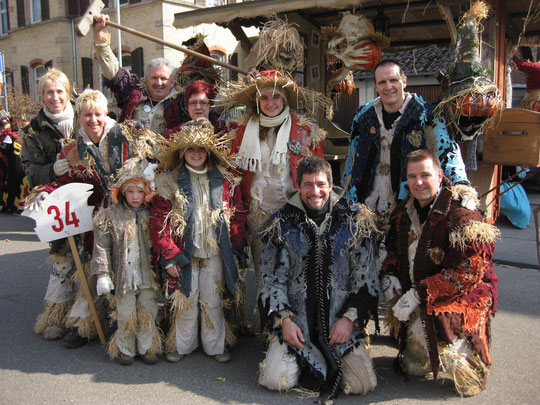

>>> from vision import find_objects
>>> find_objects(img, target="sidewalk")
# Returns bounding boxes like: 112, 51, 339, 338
493, 186, 539, 269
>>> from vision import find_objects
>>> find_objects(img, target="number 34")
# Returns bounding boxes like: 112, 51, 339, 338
47, 202, 81, 232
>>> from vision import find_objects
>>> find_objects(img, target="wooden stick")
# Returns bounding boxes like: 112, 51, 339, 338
67, 236, 107, 345
105, 21, 248, 75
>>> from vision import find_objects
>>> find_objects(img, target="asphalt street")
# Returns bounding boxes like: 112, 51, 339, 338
0, 211, 539, 405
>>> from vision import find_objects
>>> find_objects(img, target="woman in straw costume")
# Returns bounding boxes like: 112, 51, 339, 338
216, 70, 331, 280
149, 118, 247, 363
27, 89, 156, 348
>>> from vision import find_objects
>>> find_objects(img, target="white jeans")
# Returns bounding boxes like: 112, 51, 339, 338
173, 255, 225, 356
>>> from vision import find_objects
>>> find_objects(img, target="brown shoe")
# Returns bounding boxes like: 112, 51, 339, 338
165, 352, 184, 363
142, 352, 159, 365
214, 349, 231, 363
119, 354, 134, 366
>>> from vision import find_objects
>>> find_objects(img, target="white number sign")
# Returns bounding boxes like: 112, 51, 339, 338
22, 183, 94, 242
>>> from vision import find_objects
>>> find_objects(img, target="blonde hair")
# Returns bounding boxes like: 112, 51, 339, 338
39, 68, 71, 99
75, 89, 108, 115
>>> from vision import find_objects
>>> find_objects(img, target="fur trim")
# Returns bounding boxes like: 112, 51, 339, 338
449, 220, 500, 251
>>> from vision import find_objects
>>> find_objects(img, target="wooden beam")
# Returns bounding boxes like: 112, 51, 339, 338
436, 0, 458, 46
227, 20, 253, 53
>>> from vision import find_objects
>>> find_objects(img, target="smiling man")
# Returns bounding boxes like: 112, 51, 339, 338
257, 156, 380, 401
380, 149, 499, 397
342, 59, 470, 219
92, 14, 185, 135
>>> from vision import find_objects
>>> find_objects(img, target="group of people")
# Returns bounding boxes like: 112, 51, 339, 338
14, 13, 499, 402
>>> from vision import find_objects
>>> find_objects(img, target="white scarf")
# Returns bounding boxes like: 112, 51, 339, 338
43, 102, 74, 139
237, 105, 291, 172
79, 116, 117, 147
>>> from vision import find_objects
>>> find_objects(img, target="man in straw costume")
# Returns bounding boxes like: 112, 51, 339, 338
257, 156, 379, 401
93, 14, 185, 135
342, 59, 471, 220
149, 118, 247, 363
381, 149, 498, 397
91, 157, 162, 365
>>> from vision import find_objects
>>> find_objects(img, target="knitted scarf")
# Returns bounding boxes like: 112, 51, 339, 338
236, 105, 291, 172
43, 102, 74, 139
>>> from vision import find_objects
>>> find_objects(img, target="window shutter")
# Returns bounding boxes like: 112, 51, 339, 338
129, 0, 141, 3
45, 60, 53, 70
16, 0, 25, 27
41, 0, 49, 21
230, 53, 238, 81
81, 57, 93, 89
131, 47, 144, 78
20, 65, 29, 94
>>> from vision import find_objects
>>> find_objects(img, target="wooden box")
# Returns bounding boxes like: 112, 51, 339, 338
483, 108, 540, 166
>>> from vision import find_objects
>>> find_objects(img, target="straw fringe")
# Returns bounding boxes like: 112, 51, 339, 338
449, 220, 501, 251
451, 184, 479, 209
106, 330, 121, 359
34, 300, 72, 334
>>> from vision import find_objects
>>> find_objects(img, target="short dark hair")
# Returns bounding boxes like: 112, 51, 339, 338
297, 156, 332, 186
373, 59, 405, 82
406, 149, 441, 170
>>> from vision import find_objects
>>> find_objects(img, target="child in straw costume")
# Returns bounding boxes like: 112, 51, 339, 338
149, 118, 247, 363
91, 157, 162, 365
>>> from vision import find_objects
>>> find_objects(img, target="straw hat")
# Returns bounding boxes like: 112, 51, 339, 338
158, 117, 235, 170
216, 70, 332, 118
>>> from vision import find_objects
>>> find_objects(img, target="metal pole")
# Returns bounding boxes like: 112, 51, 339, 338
1, 52, 8, 113
116, 0, 122, 68
71, 18, 79, 85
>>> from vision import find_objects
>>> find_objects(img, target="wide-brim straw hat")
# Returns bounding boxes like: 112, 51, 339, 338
158, 117, 235, 170
215, 70, 332, 118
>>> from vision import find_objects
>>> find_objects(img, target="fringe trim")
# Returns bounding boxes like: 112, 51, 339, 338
449, 220, 501, 251
451, 184, 479, 209
34, 300, 73, 334
348, 204, 382, 248
67, 315, 97, 339
147, 327, 164, 356
439, 346, 488, 397
106, 330, 121, 359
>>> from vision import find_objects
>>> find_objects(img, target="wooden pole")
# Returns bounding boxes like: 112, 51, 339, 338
67, 236, 106, 345
105, 21, 248, 75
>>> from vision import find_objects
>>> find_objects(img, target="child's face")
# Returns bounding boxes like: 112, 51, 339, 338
184, 147, 208, 170
124, 185, 146, 208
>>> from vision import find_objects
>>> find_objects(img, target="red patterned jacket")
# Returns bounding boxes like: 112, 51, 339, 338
381, 177, 498, 370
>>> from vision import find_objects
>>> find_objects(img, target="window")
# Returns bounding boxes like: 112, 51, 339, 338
33, 65, 45, 101
30, 0, 41, 23
0, 0, 8, 36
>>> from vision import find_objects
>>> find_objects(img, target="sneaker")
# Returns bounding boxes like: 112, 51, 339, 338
42, 325, 65, 340
119, 354, 134, 366
165, 352, 184, 363
63, 328, 88, 349
141, 352, 159, 365
214, 349, 231, 363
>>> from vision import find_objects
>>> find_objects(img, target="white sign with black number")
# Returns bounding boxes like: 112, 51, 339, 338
22, 183, 94, 242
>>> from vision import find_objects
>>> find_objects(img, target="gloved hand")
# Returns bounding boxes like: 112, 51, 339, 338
53, 153, 69, 177
96, 275, 114, 296
26, 191, 49, 211
381, 275, 402, 302
461, 194, 477, 211
392, 288, 421, 322
232, 243, 248, 269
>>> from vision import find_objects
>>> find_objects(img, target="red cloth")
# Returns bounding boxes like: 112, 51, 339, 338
514, 55, 540, 90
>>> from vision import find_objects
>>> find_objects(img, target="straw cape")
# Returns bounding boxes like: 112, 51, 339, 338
215, 70, 333, 119
434, 1, 503, 142
158, 117, 235, 170
244, 17, 304, 73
